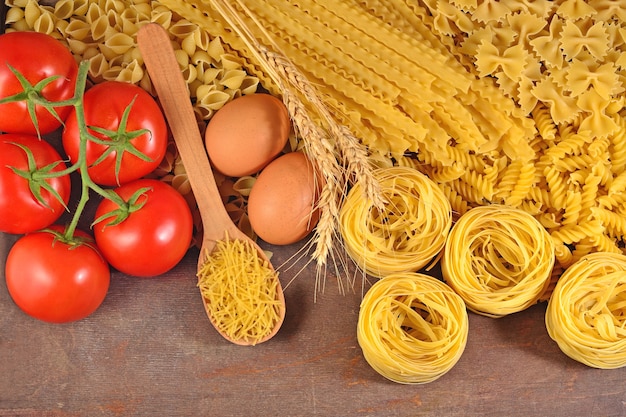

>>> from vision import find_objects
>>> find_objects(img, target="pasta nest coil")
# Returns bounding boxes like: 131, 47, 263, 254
340, 166, 452, 278
442, 204, 555, 317
357, 272, 469, 384
546, 252, 626, 369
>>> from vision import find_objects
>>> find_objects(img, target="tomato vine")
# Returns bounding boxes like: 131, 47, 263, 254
2, 60, 152, 244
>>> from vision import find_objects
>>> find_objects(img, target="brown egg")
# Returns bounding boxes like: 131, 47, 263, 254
248, 152, 321, 245
204, 93, 291, 177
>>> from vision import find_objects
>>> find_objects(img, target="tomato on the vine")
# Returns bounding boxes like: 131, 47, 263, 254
93, 179, 193, 277
0, 133, 71, 234
0, 32, 78, 135
62, 81, 168, 186
5, 226, 110, 323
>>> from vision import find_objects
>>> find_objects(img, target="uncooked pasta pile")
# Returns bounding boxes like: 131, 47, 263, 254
197, 237, 283, 345
6, 0, 626, 372
156, 0, 626, 272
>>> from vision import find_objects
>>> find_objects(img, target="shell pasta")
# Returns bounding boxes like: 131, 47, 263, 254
357, 273, 469, 384
442, 204, 555, 317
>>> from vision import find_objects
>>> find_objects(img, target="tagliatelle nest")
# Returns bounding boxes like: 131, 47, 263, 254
442, 204, 555, 318
546, 251, 626, 369
357, 272, 469, 384
340, 166, 452, 278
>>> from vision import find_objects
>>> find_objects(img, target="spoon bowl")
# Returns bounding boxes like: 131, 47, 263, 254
138, 23, 285, 345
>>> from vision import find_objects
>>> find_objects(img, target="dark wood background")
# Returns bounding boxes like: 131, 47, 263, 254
2, 230, 626, 417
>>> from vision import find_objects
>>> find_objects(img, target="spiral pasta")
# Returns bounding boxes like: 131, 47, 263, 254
357, 272, 469, 384
339, 166, 452, 278
546, 252, 626, 369
442, 204, 555, 317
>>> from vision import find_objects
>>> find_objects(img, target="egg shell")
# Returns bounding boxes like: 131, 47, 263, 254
204, 93, 291, 177
247, 152, 321, 245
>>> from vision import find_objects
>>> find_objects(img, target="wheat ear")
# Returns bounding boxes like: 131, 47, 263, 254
210, 0, 386, 285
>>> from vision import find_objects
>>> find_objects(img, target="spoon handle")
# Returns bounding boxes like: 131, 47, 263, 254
137, 23, 232, 233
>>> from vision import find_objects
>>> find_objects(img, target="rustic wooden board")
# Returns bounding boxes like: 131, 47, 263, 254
1, 231, 626, 417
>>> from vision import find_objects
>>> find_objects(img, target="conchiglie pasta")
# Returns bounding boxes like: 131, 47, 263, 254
104, 32, 135, 55
5, 6, 25, 24
32, 12, 55, 35
53, 0, 75, 20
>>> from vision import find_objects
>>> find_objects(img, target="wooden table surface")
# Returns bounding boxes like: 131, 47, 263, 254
1, 229, 626, 417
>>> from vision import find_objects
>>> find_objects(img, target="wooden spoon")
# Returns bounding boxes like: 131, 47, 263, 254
137, 23, 285, 345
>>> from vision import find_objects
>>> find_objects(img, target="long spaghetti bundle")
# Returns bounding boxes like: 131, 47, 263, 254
546, 252, 626, 369
357, 272, 469, 384
442, 204, 555, 317
340, 166, 452, 278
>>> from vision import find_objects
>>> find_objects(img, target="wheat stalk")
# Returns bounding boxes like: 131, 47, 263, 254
279, 87, 344, 265
209, 0, 383, 284
261, 49, 385, 208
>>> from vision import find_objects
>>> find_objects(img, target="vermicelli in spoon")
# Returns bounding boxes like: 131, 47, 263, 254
197, 235, 283, 345
138, 23, 285, 345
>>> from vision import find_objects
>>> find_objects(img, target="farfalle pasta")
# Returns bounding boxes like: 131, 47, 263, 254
442, 204, 555, 317
546, 252, 626, 369
418, 0, 625, 135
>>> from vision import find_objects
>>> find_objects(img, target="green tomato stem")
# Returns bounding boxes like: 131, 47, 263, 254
62, 61, 128, 240
5, 60, 139, 241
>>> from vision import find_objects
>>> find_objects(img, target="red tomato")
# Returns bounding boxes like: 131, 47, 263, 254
5, 227, 110, 323
62, 81, 168, 186
93, 179, 193, 277
0, 133, 71, 234
0, 32, 78, 135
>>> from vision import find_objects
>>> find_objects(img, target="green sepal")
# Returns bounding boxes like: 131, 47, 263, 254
6, 142, 69, 212
84, 95, 153, 185
91, 186, 152, 228
0, 64, 66, 138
